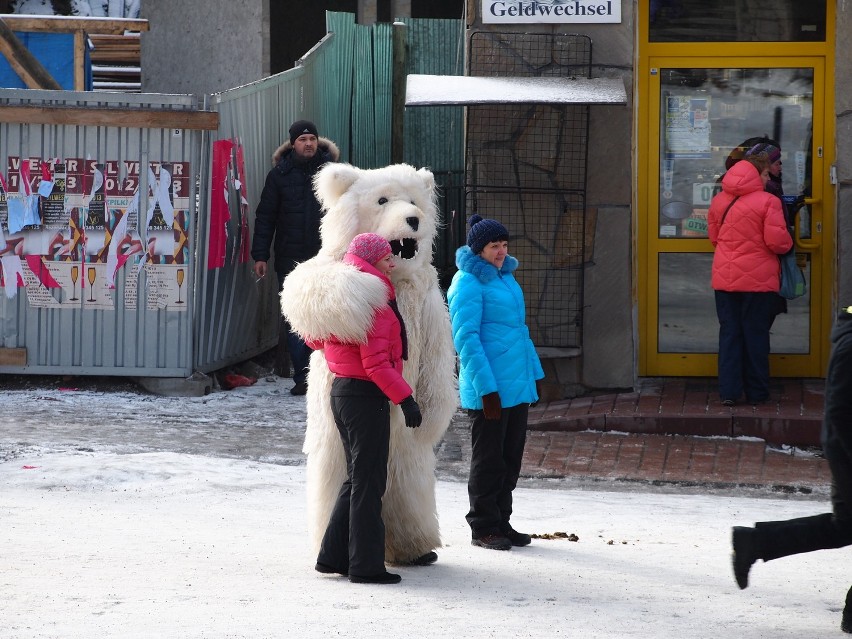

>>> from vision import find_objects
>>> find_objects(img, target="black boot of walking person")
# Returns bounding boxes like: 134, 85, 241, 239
842, 585, 852, 633
731, 526, 761, 589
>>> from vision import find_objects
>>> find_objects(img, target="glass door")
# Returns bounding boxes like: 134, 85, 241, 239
639, 58, 828, 377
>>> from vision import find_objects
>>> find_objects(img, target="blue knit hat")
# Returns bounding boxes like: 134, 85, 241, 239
467, 215, 509, 255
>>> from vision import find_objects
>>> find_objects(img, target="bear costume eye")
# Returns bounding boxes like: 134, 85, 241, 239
378, 197, 388, 205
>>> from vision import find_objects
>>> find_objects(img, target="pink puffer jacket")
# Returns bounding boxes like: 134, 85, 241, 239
708, 160, 793, 292
305, 255, 413, 405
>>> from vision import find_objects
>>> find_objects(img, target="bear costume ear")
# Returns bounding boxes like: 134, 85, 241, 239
313, 163, 362, 210
416, 167, 436, 196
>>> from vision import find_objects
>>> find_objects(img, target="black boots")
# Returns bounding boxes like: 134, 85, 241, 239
503, 527, 532, 547
349, 571, 401, 584
471, 533, 512, 550
731, 526, 760, 589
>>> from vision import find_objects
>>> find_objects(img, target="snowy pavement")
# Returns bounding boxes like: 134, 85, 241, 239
1, 375, 849, 638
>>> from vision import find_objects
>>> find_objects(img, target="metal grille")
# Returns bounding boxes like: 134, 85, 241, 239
466, 32, 592, 348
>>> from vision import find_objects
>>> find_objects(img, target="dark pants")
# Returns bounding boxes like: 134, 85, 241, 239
715, 290, 776, 403
287, 327, 311, 385
466, 403, 529, 537
755, 442, 852, 562
317, 378, 390, 577
277, 271, 311, 384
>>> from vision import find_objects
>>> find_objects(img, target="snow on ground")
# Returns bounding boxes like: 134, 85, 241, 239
0, 375, 849, 637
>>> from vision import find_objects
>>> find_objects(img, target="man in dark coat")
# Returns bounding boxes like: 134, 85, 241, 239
732, 307, 852, 633
251, 119, 340, 395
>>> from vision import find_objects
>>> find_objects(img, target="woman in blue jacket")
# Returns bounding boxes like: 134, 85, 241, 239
447, 215, 544, 551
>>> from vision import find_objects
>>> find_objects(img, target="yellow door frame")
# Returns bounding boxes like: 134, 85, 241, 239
635, 2, 836, 378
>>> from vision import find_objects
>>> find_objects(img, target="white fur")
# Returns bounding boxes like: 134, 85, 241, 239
282, 163, 457, 564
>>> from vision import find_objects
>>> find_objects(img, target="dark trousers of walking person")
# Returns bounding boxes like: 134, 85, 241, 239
753, 438, 852, 563
466, 403, 528, 537
277, 272, 312, 384
715, 290, 776, 403
750, 437, 852, 617
317, 379, 390, 577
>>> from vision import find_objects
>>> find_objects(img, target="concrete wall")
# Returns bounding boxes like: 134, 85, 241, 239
140, 0, 269, 95
835, 3, 852, 307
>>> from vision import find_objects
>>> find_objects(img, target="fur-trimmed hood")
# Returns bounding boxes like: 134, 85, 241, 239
271, 137, 340, 167
280, 254, 389, 345
455, 245, 519, 282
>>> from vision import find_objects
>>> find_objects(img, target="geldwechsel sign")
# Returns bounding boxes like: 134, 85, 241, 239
483, 0, 620, 24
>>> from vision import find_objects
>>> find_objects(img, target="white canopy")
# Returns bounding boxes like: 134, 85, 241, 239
405, 74, 627, 106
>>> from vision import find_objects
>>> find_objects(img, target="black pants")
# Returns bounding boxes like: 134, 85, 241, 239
755, 442, 852, 561
715, 290, 775, 403
466, 403, 529, 537
316, 379, 390, 577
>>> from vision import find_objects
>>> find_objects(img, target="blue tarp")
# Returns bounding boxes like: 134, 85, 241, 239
0, 32, 92, 90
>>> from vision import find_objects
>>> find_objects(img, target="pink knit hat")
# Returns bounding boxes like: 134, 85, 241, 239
346, 233, 392, 265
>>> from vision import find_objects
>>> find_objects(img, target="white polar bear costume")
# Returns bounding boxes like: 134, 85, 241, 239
280, 163, 457, 565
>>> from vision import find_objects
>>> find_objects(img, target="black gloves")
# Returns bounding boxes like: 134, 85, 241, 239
399, 396, 422, 428
482, 392, 502, 421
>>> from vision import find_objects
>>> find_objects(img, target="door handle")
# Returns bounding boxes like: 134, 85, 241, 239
794, 198, 820, 250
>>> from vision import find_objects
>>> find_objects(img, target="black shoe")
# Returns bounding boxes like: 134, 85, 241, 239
732, 526, 758, 589
349, 571, 401, 584
405, 551, 438, 566
842, 587, 852, 633
290, 381, 307, 396
315, 562, 347, 576
721, 398, 735, 407
503, 527, 532, 547
471, 533, 512, 551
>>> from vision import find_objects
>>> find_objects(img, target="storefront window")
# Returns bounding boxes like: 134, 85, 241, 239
657, 67, 813, 241
650, 0, 826, 43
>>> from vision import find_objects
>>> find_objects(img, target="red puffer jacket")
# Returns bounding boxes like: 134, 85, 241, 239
708, 160, 793, 292
306, 254, 413, 405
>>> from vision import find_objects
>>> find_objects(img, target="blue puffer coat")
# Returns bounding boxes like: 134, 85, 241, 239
447, 246, 544, 410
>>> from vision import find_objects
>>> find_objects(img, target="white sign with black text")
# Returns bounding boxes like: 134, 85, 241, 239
482, 0, 621, 24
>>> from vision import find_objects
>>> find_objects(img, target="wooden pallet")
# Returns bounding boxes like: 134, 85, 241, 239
89, 32, 141, 92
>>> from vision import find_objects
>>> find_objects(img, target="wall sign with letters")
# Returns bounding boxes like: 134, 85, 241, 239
482, 0, 621, 24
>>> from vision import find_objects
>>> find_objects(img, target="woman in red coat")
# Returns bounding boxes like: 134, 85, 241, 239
307, 233, 422, 585
707, 152, 793, 406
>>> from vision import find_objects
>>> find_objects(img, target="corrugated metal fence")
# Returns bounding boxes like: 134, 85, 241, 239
0, 13, 463, 381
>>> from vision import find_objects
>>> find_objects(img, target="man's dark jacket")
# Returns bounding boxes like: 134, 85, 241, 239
251, 137, 340, 278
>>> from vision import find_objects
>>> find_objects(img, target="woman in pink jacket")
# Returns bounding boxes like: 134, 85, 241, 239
708, 152, 793, 406
308, 233, 422, 585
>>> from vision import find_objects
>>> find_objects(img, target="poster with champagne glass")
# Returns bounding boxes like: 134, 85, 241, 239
142, 263, 187, 311
80, 262, 113, 310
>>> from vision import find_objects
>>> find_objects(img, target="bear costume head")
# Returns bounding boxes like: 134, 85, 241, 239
313, 163, 438, 282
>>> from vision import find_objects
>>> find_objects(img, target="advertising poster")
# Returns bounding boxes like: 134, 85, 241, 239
665, 95, 711, 159
0, 155, 191, 311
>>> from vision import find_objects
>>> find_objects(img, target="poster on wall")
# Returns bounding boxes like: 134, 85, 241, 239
664, 95, 712, 159
482, 0, 621, 24
0, 156, 191, 311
